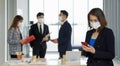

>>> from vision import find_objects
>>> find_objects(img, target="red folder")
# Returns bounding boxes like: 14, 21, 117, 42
22, 35, 36, 44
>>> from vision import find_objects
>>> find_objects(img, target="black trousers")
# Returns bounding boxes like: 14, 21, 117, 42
33, 45, 46, 58
59, 52, 66, 59
10, 53, 24, 58
10, 55, 17, 58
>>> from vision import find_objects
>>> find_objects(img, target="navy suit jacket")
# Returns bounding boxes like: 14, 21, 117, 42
82, 27, 115, 66
58, 21, 72, 52
29, 23, 49, 49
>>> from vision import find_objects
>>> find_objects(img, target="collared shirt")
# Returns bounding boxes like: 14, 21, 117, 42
61, 20, 67, 25
37, 22, 44, 34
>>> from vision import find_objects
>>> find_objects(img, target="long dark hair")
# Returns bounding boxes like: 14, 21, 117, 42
9, 15, 23, 30
88, 8, 107, 32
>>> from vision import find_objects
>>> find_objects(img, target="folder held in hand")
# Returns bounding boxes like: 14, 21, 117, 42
22, 35, 36, 45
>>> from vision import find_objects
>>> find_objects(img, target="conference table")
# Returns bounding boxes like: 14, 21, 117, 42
0, 58, 87, 66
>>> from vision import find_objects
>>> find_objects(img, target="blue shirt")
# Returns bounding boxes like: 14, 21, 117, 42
89, 39, 96, 47
88, 39, 96, 58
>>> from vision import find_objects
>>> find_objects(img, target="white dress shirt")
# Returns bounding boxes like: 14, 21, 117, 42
37, 22, 44, 34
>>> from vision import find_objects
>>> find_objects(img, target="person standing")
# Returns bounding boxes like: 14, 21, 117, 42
51, 10, 72, 59
82, 8, 115, 66
8, 15, 24, 60
29, 12, 50, 58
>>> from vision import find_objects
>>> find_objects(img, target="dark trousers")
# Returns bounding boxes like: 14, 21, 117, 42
10, 55, 17, 58
59, 52, 65, 59
33, 45, 46, 58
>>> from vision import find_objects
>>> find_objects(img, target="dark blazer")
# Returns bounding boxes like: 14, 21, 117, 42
58, 21, 72, 52
29, 23, 49, 49
83, 27, 115, 66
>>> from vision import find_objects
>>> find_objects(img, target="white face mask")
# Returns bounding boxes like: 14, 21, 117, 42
59, 16, 62, 21
38, 18, 44, 24
90, 22, 101, 29
58, 16, 64, 25
18, 22, 22, 27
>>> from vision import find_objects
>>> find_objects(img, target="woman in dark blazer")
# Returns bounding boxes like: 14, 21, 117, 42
82, 8, 115, 66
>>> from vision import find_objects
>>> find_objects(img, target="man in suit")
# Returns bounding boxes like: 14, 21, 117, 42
29, 12, 50, 58
51, 10, 72, 59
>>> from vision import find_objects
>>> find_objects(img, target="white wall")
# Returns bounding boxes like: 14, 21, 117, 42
0, 0, 7, 64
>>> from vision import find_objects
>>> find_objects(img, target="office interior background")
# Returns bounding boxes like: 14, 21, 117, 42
0, 0, 120, 64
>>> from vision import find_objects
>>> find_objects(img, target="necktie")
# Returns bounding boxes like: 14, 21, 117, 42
40, 25, 42, 34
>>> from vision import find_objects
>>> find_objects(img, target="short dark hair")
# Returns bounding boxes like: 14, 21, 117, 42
37, 12, 44, 17
88, 8, 107, 32
60, 10, 68, 18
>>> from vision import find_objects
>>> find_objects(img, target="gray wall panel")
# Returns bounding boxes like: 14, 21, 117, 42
104, 0, 120, 59
0, 0, 6, 64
